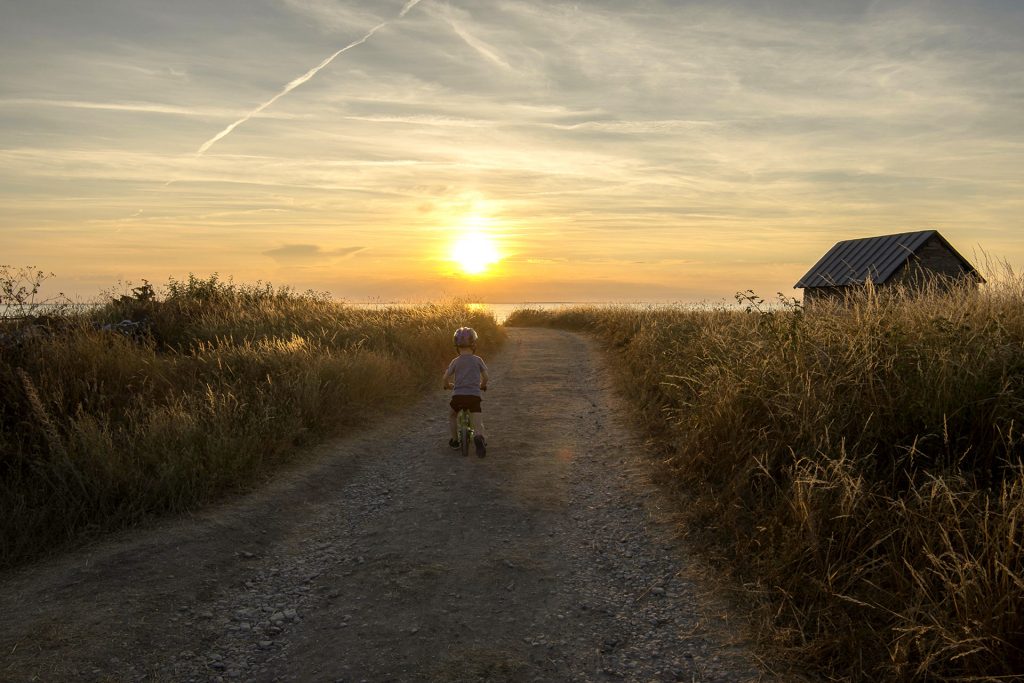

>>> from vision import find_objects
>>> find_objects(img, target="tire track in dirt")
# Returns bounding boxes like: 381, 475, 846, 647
0, 328, 768, 682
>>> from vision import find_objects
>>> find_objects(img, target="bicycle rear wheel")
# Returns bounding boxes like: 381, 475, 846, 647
458, 411, 471, 457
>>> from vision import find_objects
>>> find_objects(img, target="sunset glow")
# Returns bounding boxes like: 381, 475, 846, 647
451, 232, 501, 276
1, 1, 1022, 302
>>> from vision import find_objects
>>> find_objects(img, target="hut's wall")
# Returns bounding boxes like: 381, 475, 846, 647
802, 286, 846, 305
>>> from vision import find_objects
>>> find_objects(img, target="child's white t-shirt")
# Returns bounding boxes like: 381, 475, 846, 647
446, 354, 487, 397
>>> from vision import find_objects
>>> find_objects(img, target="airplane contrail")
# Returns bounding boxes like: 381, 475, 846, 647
196, 0, 424, 156
398, 0, 422, 18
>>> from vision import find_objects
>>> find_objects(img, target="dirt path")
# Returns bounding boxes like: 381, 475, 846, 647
0, 328, 767, 682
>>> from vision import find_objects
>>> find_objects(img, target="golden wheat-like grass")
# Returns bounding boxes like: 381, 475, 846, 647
0, 275, 504, 567
507, 277, 1024, 681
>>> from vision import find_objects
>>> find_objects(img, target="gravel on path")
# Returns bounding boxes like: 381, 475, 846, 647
0, 328, 768, 682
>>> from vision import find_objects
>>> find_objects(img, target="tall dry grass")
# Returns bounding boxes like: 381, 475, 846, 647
507, 280, 1024, 681
0, 274, 503, 568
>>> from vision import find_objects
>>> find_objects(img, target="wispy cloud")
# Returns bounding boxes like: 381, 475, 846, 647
93, 62, 189, 80
196, 0, 424, 155
0, 98, 300, 119
263, 244, 366, 263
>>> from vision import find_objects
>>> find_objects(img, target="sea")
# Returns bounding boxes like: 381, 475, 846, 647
347, 302, 577, 324
348, 301, 713, 324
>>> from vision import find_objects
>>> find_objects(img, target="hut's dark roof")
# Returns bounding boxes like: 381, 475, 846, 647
794, 230, 977, 289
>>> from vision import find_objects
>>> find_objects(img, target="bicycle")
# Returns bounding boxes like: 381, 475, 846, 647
456, 406, 475, 458
448, 386, 486, 458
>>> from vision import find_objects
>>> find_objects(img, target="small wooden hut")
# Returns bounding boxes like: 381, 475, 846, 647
794, 230, 983, 304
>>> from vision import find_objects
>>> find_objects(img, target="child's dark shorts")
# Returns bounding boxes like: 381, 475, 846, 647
449, 395, 482, 413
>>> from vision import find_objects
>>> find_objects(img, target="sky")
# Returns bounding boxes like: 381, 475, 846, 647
2, 0, 1023, 303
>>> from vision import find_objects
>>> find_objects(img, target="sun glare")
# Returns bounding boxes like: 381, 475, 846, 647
451, 231, 501, 276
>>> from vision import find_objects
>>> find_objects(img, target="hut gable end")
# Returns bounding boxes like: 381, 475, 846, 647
888, 234, 980, 286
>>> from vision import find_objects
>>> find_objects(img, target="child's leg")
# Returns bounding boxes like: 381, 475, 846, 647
449, 408, 458, 439
470, 412, 486, 439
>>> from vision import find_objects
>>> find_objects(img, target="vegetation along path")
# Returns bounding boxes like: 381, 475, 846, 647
0, 328, 766, 682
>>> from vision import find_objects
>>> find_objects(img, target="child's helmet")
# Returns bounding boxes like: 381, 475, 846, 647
454, 327, 478, 347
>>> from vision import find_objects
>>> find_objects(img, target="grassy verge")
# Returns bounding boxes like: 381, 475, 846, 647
0, 274, 503, 569
506, 284, 1024, 681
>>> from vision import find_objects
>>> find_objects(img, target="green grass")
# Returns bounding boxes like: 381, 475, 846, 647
0, 274, 503, 568
506, 281, 1024, 682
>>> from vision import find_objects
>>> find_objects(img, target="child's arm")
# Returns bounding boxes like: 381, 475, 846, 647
442, 368, 455, 389
480, 369, 489, 391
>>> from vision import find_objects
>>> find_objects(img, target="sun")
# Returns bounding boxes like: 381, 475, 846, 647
451, 231, 501, 275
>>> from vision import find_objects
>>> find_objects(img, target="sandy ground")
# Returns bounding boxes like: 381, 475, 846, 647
0, 328, 769, 682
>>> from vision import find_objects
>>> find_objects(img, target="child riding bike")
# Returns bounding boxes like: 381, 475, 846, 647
443, 326, 489, 457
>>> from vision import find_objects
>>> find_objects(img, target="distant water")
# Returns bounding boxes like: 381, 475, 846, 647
473, 302, 715, 324
345, 301, 581, 324
348, 302, 708, 324
471, 302, 577, 324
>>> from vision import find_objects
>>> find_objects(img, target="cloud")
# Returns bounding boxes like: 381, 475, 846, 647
0, 98, 301, 119
263, 244, 366, 263
277, 0, 379, 31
